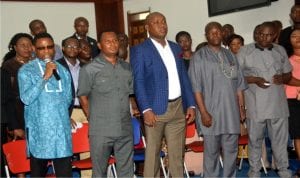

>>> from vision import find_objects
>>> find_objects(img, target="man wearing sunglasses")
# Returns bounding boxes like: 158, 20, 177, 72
18, 32, 73, 177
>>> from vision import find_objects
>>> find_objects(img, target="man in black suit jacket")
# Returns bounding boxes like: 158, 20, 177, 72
57, 37, 85, 119
62, 17, 100, 58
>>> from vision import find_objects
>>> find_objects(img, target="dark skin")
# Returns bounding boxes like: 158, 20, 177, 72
196, 24, 246, 128
79, 32, 140, 119
34, 37, 77, 128
246, 25, 291, 87
143, 12, 195, 127
290, 5, 300, 29
177, 35, 193, 59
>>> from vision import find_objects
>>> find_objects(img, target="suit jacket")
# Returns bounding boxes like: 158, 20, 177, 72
62, 34, 100, 58
130, 38, 195, 115
57, 57, 83, 115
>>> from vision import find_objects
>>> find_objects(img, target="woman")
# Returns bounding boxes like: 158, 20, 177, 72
228, 34, 244, 55
286, 29, 300, 176
1, 33, 33, 142
175, 31, 193, 70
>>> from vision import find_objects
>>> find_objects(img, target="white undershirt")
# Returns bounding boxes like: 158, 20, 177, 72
150, 38, 181, 100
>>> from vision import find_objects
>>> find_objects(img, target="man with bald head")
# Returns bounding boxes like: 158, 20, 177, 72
189, 21, 247, 177
62, 17, 100, 58
130, 12, 196, 177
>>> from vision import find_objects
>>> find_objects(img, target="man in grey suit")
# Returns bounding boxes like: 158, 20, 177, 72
77, 30, 137, 177
238, 21, 292, 178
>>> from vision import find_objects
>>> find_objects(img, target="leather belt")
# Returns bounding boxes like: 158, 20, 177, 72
168, 96, 181, 102
73, 105, 82, 109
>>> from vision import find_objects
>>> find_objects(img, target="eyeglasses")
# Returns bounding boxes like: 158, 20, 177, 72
65, 45, 79, 49
36, 45, 55, 51
259, 33, 274, 38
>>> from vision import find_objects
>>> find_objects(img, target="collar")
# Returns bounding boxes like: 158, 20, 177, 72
75, 33, 87, 41
150, 38, 168, 48
255, 43, 273, 51
96, 53, 121, 65
65, 57, 80, 67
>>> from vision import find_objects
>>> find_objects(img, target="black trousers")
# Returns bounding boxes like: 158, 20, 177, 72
1, 123, 8, 177
30, 154, 72, 177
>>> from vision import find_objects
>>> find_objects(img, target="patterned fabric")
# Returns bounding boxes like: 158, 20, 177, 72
18, 58, 73, 159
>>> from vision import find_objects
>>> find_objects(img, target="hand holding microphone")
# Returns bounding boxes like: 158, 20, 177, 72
44, 58, 61, 80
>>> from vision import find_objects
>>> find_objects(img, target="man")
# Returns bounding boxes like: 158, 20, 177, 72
78, 39, 92, 64
77, 31, 135, 177
237, 21, 292, 178
18, 32, 73, 177
62, 17, 100, 58
279, 4, 300, 57
117, 33, 129, 61
130, 12, 196, 177
222, 24, 235, 48
57, 37, 87, 123
29, 19, 63, 60
58, 37, 91, 177
188, 21, 247, 177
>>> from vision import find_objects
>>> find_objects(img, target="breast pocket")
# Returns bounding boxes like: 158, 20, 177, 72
93, 75, 112, 94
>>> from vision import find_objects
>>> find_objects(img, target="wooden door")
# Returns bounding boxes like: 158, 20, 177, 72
127, 10, 150, 47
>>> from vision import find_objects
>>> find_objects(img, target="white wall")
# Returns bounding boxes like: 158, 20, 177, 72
1, 1, 96, 63
1, 0, 294, 64
123, 0, 294, 49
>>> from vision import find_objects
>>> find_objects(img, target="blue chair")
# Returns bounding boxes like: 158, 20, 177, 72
131, 117, 167, 177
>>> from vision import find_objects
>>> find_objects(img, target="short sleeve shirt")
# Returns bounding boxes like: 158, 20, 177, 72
77, 54, 133, 136
237, 43, 292, 120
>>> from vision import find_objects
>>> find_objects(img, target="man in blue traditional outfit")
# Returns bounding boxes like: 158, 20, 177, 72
18, 32, 73, 177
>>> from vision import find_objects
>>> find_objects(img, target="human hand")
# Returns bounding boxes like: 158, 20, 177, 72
186, 107, 196, 124
13, 129, 25, 140
272, 74, 283, 85
255, 77, 270, 89
43, 62, 57, 80
70, 118, 77, 129
143, 110, 157, 127
201, 111, 212, 128
131, 105, 141, 118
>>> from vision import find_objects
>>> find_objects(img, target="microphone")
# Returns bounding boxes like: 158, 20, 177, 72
44, 58, 61, 80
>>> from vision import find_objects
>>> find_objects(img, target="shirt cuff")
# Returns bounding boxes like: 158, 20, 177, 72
189, 106, 196, 109
142, 108, 152, 114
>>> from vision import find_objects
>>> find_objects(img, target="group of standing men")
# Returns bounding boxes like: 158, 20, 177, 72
10, 6, 296, 178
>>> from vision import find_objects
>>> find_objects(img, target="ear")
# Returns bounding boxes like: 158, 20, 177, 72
145, 24, 149, 31
97, 42, 102, 50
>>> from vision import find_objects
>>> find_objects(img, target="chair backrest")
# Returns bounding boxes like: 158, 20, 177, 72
2, 139, 30, 174
72, 123, 90, 153
131, 117, 141, 145
186, 122, 196, 138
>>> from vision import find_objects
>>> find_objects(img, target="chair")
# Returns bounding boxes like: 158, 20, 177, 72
2, 139, 30, 177
131, 117, 167, 178
238, 135, 268, 175
185, 122, 224, 177
71, 123, 117, 177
